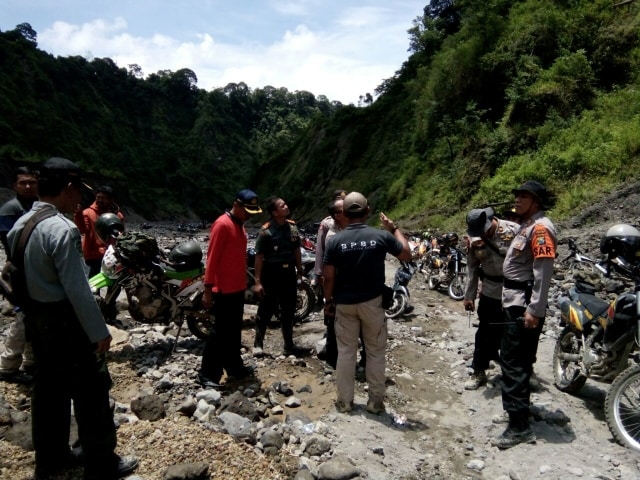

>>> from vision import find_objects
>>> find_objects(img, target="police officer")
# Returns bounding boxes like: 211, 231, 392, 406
463, 207, 518, 390
253, 197, 306, 356
491, 180, 556, 449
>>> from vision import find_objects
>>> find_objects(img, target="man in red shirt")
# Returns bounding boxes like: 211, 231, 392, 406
198, 189, 262, 388
74, 185, 124, 277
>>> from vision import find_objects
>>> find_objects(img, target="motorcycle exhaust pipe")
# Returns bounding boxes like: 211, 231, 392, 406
556, 352, 581, 362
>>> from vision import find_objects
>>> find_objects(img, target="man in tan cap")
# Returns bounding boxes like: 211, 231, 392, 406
322, 192, 411, 414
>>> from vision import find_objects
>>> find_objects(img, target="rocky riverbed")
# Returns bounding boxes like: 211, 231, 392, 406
2, 181, 640, 480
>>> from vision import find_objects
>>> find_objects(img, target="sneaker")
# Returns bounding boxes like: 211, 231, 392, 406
335, 400, 353, 413
464, 370, 487, 390
366, 400, 385, 414
83, 454, 138, 480
491, 426, 536, 449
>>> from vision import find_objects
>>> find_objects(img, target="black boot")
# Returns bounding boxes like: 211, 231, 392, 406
253, 321, 266, 355
282, 320, 306, 356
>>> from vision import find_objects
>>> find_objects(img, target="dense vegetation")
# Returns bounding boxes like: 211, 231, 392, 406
0, 23, 340, 219
2, 0, 640, 229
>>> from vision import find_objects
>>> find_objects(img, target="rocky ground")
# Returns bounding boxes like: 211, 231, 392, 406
2, 181, 640, 480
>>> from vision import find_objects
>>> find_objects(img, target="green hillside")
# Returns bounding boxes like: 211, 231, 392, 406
2, 0, 640, 229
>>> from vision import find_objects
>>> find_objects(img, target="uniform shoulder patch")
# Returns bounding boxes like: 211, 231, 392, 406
286, 219, 296, 225
530, 223, 555, 259
261, 221, 271, 230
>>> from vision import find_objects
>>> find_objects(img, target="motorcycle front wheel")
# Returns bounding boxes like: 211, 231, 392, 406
426, 267, 439, 290
447, 273, 465, 301
95, 284, 121, 325
552, 326, 587, 393
385, 292, 408, 319
186, 309, 216, 340
605, 364, 640, 453
294, 279, 315, 322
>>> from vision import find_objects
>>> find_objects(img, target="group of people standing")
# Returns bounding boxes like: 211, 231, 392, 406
0, 158, 555, 480
463, 180, 556, 449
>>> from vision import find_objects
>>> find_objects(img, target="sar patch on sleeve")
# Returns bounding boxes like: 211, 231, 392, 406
531, 224, 555, 259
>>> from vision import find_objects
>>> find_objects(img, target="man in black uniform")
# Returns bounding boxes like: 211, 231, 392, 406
253, 197, 305, 356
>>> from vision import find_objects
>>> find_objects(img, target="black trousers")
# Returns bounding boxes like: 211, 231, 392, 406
471, 294, 504, 372
26, 300, 118, 477
256, 264, 297, 347
500, 306, 545, 427
200, 291, 246, 381
324, 311, 338, 368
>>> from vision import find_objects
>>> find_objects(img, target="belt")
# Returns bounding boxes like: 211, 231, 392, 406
266, 262, 293, 269
503, 278, 531, 290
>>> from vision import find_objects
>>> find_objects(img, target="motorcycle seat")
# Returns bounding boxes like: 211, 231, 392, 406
576, 293, 610, 318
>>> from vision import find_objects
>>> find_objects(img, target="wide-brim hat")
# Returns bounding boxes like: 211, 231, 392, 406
512, 180, 549, 206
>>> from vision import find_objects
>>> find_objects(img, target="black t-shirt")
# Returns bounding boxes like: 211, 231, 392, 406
324, 223, 402, 304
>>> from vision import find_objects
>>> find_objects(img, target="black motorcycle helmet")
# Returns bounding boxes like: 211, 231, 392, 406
95, 213, 124, 243
600, 224, 640, 265
168, 240, 203, 265
445, 232, 459, 246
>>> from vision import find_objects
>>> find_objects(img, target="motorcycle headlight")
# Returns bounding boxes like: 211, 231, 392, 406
101, 248, 122, 279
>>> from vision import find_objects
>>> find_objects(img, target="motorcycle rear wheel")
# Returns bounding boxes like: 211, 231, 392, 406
385, 292, 408, 319
552, 326, 587, 393
294, 279, 315, 322
447, 273, 466, 301
605, 364, 640, 453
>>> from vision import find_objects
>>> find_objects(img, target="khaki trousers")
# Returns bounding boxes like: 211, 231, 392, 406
335, 296, 387, 404
0, 310, 34, 372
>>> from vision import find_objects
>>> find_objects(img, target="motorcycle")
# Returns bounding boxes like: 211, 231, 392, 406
89, 232, 213, 341
424, 245, 467, 301
245, 247, 316, 322
553, 252, 640, 452
385, 261, 416, 319
560, 238, 600, 276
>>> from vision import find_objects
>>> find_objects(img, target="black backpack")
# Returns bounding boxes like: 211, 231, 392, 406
0, 207, 56, 309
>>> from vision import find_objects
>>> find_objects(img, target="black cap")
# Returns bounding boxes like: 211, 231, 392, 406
466, 207, 494, 237
40, 157, 93, 194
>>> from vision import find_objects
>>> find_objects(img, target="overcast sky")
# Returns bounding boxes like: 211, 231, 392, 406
1, 1, 425, 104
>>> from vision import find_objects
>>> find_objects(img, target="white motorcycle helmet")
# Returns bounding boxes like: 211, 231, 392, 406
600, 224, 640, 265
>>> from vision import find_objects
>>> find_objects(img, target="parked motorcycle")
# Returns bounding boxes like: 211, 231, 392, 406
560, 238, 600, 275
553, 224, 640, 452
385, 261, 416, 319
89, 232, 213, 341
424, 239, 467, 301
